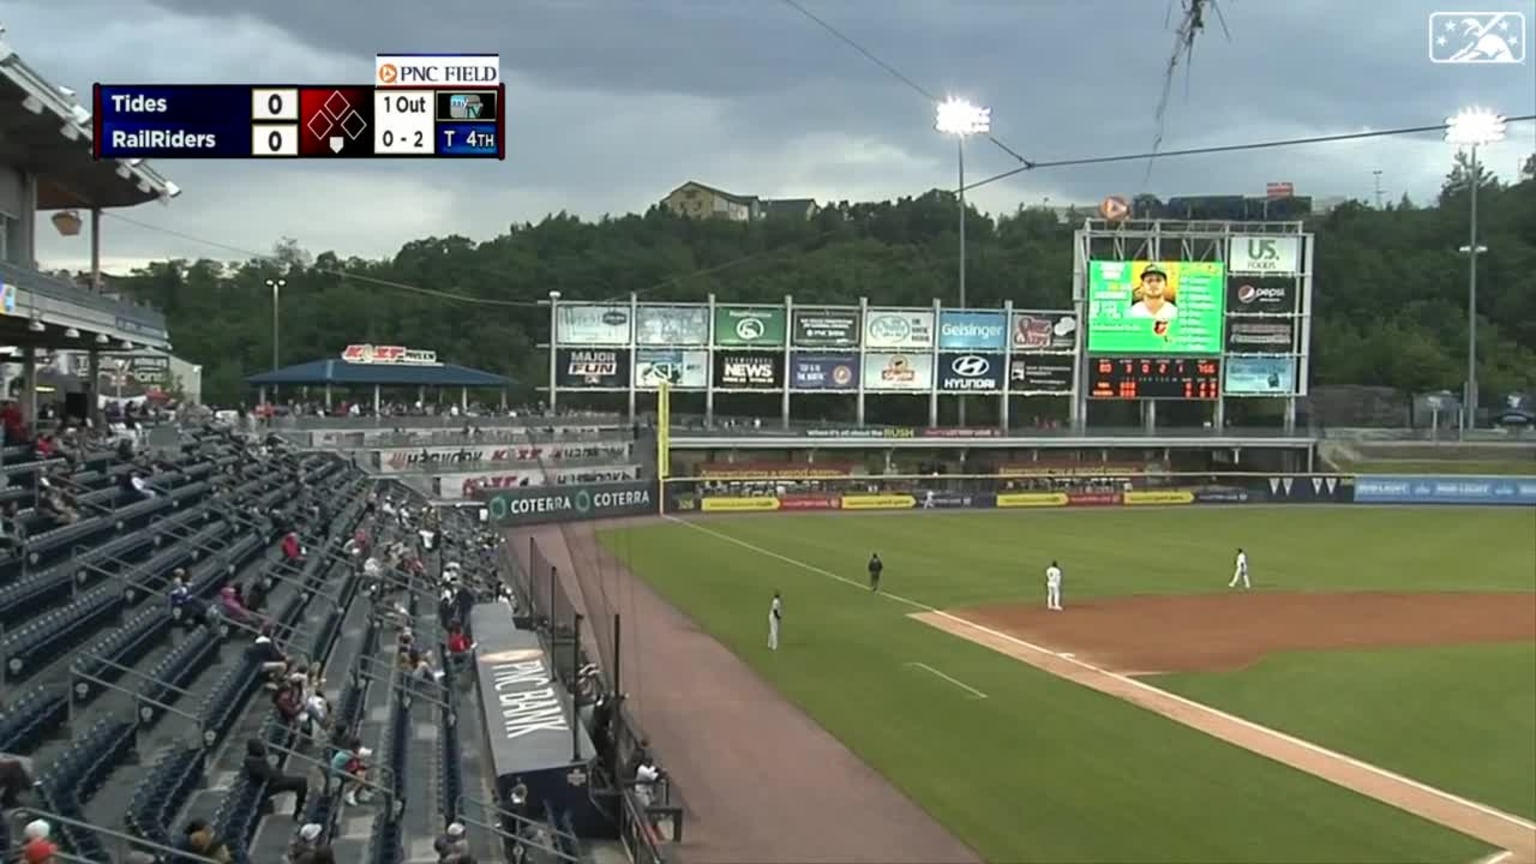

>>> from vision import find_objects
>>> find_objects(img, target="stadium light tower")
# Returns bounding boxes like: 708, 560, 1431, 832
265, 277, 286, 372
936, 97, 991, 427
1444, 107, 1506, 433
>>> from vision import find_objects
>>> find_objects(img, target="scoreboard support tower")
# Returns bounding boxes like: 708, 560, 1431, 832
1070, 219, 1314, 435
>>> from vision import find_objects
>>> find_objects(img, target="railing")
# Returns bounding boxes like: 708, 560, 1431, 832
668, 424, 1317, 439
0, 260, 168, 334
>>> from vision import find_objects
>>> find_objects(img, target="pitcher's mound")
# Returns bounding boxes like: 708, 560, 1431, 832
954, 591, 1536, 674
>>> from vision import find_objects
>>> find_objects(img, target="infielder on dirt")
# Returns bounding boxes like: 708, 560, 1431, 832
1045, 561, 1063, 611
768, 590, 782, 650
1229, 548, 1250, 589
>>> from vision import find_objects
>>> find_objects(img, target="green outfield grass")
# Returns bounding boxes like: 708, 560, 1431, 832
1154, 642, 1536, 820
1340, 458, 1536, 475
601, 507, 1536, 862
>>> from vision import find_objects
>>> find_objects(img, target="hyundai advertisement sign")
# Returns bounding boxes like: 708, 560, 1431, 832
937, 352, 1005, 392
938, 311, 1008, 351
1353, 475, 1536, 506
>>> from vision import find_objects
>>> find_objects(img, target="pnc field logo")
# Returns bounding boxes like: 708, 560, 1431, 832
377, 63, 399, 84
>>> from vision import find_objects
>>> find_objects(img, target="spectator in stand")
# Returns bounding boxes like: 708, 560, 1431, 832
0, 399, 27, 445
128, 470, 157, 500
289, 823, 326, 862
32, 433, 56, 460
180, 819, 234, 863
168, 570, 196, 623
434, 822, 470, 861
634, 756, 662, 808
20, 818, 57, 863
244, 738, 310, 820
38, 484, 78, 525
446, 623, 475, 668
219, 584, 253, 625
329, 738, 374, 806
275, 673, 306, 725
250, 630, 292, 686
282, 529, 306, 564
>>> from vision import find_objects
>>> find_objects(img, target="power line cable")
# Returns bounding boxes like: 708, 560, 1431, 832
963, 114, 1536, 194
773, 0, 1035, 168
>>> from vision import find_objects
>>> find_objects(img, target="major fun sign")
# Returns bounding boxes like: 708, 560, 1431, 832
341, 344, 440, 365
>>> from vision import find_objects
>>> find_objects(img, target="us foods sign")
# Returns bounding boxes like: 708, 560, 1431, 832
483, 480, 657, 526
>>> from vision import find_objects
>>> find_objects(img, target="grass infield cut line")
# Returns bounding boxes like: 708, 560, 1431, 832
905, 661, 988, 699
666, 515, 1536, 858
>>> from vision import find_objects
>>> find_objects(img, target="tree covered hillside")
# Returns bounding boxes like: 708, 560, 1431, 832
116, 157, 1535, 408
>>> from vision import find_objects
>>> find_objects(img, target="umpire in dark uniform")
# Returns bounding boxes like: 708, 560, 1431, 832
867, 553, 883, 592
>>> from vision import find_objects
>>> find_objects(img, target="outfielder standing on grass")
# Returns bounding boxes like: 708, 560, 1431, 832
868, 553, 883, 592
1045, 561, 1063, 611
768, 590, 782, 651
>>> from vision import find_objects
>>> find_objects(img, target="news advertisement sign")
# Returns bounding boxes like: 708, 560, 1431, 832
1224, 356, 1298, 396
633, 349, 709, 389
792, 309, 861, 348
864, 309, 936, 350
937, 310, 1007, 351
712, 352, 784, 389
556, 305, 631, 345
1353, 475, 1536, 505
555, 348, 629, 388
1086, 261, 1226, 355
634, 306, 709, 345
1011, 311, 1077, 352
790, 354, 860, 390
863, 353, 933, 391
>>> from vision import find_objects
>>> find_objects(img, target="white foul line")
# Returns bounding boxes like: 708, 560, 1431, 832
905, 661, 988, 699
665, 515, 1536, 837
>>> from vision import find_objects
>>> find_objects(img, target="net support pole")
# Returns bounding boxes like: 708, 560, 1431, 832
611, 613, 622, 697
571, 612, 585, 763
656, 380, 671, 516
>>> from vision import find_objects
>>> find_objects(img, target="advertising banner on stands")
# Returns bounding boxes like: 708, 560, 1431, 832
790, 355, 860, 391
840, 494, 916, 510
713, 353, 785, 389
484, 480, 657, 525
1225, 320, 1296, 353
864, 309, 936, 350
700, 497, 781, 513
633, 349, 709, 389
1225, 276, 1298, 313
375, 442, 633, 474
792, 309, 861, 348
863, 353, 934, 391
1009, 357, 1074, 394
556, 305, 632, 345
938, 311, 1008, 351
1253, 474, 1356, 503
1011, 311, 1077, 352
555, 349, 629, 389
937, 353, 1006, 393
634, 306, 709, 345
1226, 236, 1302, 276
1351, 475, 1534, 505
1225, 356, 1298, 395
714, 307, 787, 348
447, 466, 641, 501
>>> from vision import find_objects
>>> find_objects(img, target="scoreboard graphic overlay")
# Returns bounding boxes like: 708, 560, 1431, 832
92, 84, 505, 159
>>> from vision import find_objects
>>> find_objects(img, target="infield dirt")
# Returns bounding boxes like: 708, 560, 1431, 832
953, 591, 1536, 674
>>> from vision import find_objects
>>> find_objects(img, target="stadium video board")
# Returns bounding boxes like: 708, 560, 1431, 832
1085, 261, 1226, 355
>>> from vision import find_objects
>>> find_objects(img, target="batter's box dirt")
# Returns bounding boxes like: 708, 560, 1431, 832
910, 592, 1536, 860
951, 591, 1536, 674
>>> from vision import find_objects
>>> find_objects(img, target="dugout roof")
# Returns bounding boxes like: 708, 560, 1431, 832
246, 357, 515, 388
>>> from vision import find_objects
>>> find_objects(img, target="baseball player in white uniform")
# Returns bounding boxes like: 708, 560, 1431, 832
1229, 548, 1250, 589
768, 591, 782, 650
1045, 561, 1063, 611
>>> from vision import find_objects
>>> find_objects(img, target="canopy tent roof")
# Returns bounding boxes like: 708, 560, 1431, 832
246, 358, 513, 388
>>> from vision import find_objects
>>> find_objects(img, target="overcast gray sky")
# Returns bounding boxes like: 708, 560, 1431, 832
8, 0, 1535, 272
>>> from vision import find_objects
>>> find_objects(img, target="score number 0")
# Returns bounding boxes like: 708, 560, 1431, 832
251, 88, 300, 157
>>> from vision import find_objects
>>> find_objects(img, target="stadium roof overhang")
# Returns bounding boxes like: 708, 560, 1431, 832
0, 39, 178, 209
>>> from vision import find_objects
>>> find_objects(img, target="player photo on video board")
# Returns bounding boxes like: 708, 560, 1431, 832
1086, 260, 1226, 355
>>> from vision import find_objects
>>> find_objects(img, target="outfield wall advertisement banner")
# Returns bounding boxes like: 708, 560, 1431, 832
375, 442, 631, 474
937, 353, 1005, 392
1352, 475, 1536, 505
484, 480, 657, 525
634, 306, 709, 345
1252, 474, 1355, 503
790, 355, 860, 390
792, 309, 861, 348
1009, 357, 1073, 394
1085, 260, 1226, 355
442, 465, 642, 500
714, 307, 786, 348
1225, 356, 1298, 396
555, 349, 629, 388
1011, 312, 1077, 352
863, 353, 933, 391
938, 311, 1007, 351
633, 349, 709, 389
864, 309, 936, 349
556, 305, 631, 345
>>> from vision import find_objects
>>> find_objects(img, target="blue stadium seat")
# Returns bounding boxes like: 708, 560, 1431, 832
138, 626, 220, 722
0, 686, 68, 752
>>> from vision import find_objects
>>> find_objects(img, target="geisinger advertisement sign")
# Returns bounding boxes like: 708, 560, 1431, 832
483, 480, 657, 525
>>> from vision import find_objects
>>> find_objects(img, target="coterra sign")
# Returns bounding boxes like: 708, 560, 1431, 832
484, 480, 657, 526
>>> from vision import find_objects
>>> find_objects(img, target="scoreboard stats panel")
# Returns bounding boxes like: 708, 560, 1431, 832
92, 85, 505, 159
1088, 357, 1221, 401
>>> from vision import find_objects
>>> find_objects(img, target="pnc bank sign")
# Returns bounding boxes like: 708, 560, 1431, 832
376, 54, 501, 87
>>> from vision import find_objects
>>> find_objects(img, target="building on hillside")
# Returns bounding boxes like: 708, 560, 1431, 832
662, 181, 818, 221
